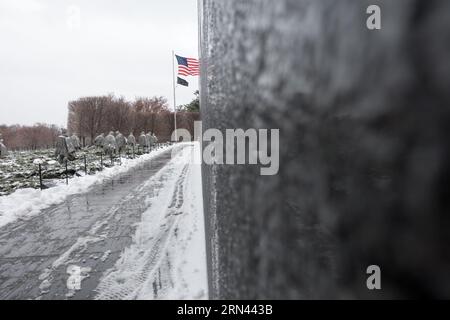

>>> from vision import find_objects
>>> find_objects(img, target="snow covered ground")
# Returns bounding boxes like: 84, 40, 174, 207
94, 142, 207, 299
0, 142, 208, 300
0, 145, 173, 229
0, 146, 152, 196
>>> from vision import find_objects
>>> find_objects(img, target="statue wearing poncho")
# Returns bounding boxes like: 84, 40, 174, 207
145, 132, 152, 149
127, 133, 136, 147
55, 135, 76, 164
0, 135, 8, 158
94, 133, 105, 148
151, 133, 158, 145
70, 134, 81, 150
103, 132, 117, 156
138, 132, 147, 148
115, 131, 127, 153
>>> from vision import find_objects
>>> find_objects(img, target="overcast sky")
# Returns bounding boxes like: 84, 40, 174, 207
0, 0, 199, 127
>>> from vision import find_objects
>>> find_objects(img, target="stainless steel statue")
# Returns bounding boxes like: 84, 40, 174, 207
94, 133, 105, 148
0, 134, 8, 158
127, 132, 136, 147
146, 132, 152, 149
138, 132, 147, 149
115, 131, 127, 153
55, 132, 76, 164
70, 134, 81, 150
103, 131, 117, 156
151, 133, 158, 146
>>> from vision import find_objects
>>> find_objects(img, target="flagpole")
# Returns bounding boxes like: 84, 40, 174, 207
172, 50, 178, 142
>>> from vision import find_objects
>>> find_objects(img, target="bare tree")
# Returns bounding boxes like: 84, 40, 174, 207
0, 124, 63, 151
66, 94, 196, 145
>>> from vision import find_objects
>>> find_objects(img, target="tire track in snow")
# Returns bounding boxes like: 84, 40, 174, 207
35, 149, 182, 299
94, 150, 192, 300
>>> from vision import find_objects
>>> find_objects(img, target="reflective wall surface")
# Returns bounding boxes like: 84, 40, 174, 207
199, 0, 450, 299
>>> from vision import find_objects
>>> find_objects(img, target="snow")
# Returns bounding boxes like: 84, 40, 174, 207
33, 158, 44, 165
94, 142, 208, 300
0, 145, 174, 229
100, 250, 112, 262
1, 142, 208, 300
65, 265, 92, 298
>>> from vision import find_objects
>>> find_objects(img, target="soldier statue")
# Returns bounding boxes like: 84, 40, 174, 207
138, 131, 147, 150
151, 132, 158, 146
94, 133, 105, 148
55, 130, 76, 164
0, 134, 8, 158
127, 132, 136, 147
70, 134, 81, 150
103, 131, 117, 156
146, 132, 152, 150
115, 131, 127, 153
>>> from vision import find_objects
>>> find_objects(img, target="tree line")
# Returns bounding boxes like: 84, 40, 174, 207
67, 94, 199, 146
0, 93, 200, 150
0, 124, 63, 151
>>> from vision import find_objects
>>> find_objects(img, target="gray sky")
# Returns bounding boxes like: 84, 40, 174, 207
0, 0, 199, 127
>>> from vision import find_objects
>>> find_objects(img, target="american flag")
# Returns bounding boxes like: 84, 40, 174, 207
175, 54, 199, 77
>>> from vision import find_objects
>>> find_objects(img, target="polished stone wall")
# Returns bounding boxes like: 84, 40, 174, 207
199, 0, 450, 299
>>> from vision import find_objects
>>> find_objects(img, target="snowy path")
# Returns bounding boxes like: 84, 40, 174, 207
0, 143, 207, 300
